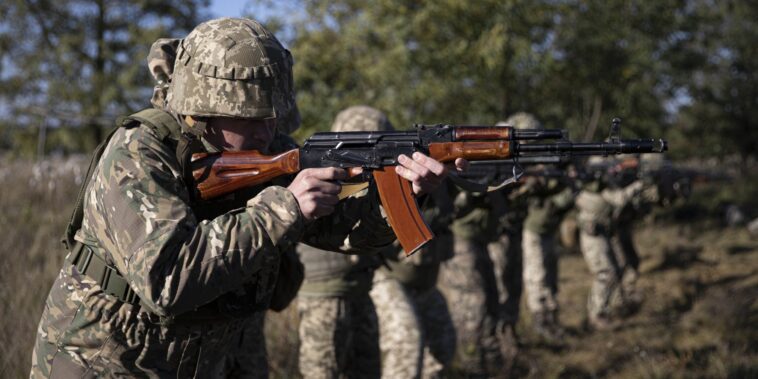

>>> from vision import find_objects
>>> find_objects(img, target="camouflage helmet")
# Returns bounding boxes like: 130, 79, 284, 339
504, 112, 542, 130
147, 38, 180, 109
331, 105, 394, 132
166, 18, 299, 130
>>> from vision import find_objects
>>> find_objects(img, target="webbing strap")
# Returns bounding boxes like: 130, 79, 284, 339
122, 108, 182, 141
62, 126, 120, 250
69, 243, 143, 306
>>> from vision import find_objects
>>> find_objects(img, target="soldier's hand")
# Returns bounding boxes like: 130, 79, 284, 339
287, 167, 346, 222
395, 152, 468, 196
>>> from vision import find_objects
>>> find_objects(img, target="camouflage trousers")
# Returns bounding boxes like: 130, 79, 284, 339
579, 229, 624, 321
486, 230, 523, 326
439, 236, 504, 377
216, 311, 269, 378
611, 224, 641, 303
297, 294, 380, 379
522, 229, 559, 315
370, 270, 456, 379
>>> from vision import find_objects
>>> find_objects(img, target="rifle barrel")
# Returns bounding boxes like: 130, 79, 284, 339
516, 139, 667, 155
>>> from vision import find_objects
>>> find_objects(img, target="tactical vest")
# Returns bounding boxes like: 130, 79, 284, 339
62, 108, 297, 318
62, 108, 198, 313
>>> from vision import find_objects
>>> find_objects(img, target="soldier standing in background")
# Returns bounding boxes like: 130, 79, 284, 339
30, 18, 459, 378
439, 189, 505, 376
488, 113, 575, 345
371, 180, 457, 379
295, 106, 389, 379
575, 157, 652, 330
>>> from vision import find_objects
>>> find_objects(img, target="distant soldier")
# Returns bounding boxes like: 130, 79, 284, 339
609, 154, 662, 311
438, 189, 505, 376
296, 106, 389, 379
371, 181, 457, 379
575, 156, 651, 329
488, 113, 575, 344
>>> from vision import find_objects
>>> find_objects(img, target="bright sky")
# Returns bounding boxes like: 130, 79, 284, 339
209, 0, 248, 18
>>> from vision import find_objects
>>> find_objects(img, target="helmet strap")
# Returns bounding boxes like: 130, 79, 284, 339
183, 115, 207, 138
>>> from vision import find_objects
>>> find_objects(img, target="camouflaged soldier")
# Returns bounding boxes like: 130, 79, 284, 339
509, 113, 575, 342
295, 106, 390, 379
609, 155, 662, 313
575, 157, 648, 330
31, 18, 457, 378
438, 189, 505, 376
371, 181, 457, 379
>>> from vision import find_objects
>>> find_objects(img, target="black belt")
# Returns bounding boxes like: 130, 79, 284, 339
68, 242, 143, 306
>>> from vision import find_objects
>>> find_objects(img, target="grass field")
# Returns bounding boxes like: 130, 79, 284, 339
1, 156, 756, 378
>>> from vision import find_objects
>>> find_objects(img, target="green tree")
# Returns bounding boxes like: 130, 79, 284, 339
665, 0, 758, 161
0, 0, 209, 155
283, 0, 554, 139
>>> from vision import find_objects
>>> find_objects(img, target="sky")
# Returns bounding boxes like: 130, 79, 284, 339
209, 1, 247, 18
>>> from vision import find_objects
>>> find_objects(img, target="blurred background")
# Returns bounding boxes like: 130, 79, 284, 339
1, 1, 756, 377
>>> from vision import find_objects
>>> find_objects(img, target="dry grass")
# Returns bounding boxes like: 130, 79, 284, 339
2, 157, 756, 378
0, 156, 86, 378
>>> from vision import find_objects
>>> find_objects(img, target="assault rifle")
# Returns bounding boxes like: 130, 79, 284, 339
191, 118, 666, 254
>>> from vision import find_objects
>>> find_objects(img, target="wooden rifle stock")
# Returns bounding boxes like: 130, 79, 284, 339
191, 149, 301, 200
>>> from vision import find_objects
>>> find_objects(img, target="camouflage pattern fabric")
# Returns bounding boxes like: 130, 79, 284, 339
369, 184, 455, 378
438, 235, 503, 376
297, 295, 380, 379
487, 231, 523, 328
331, 105, 394, 132
167, 18, 298, 122
522, 186, 575, 316
522, 230, 559, 315
371, 270, 456, 379
31, 114, 395, 377
216, 311, 269, 378
576, 181, 645, 323
485, 186, 528, 327
147, 38, 180, 109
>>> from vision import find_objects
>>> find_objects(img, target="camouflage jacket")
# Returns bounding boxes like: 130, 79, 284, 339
523, 178, 576, 235
32, 118, 395, 377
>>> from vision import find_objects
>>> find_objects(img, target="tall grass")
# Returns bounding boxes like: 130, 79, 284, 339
0, 156, 85, 377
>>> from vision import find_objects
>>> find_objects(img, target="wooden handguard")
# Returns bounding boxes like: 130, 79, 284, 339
373, 167, 433, 255
428, 141, 512, 162
192, 149, 301, 200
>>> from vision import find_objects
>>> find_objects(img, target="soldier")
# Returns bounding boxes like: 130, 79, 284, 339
31, 18, 460, 378
295, 106, 389, 379
438, 189, 504, 376
510, 113, 575, 342
575, 156, 649, 330
486, 113, 575, 346
371, 180, 457, 379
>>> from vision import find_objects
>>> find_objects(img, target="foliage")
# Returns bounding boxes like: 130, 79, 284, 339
0, 0, 210, 156
254, 0, 756, 160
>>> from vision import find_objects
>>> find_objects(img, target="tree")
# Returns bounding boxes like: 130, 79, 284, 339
665, 0, 758, 161
0, 0, 209, 155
